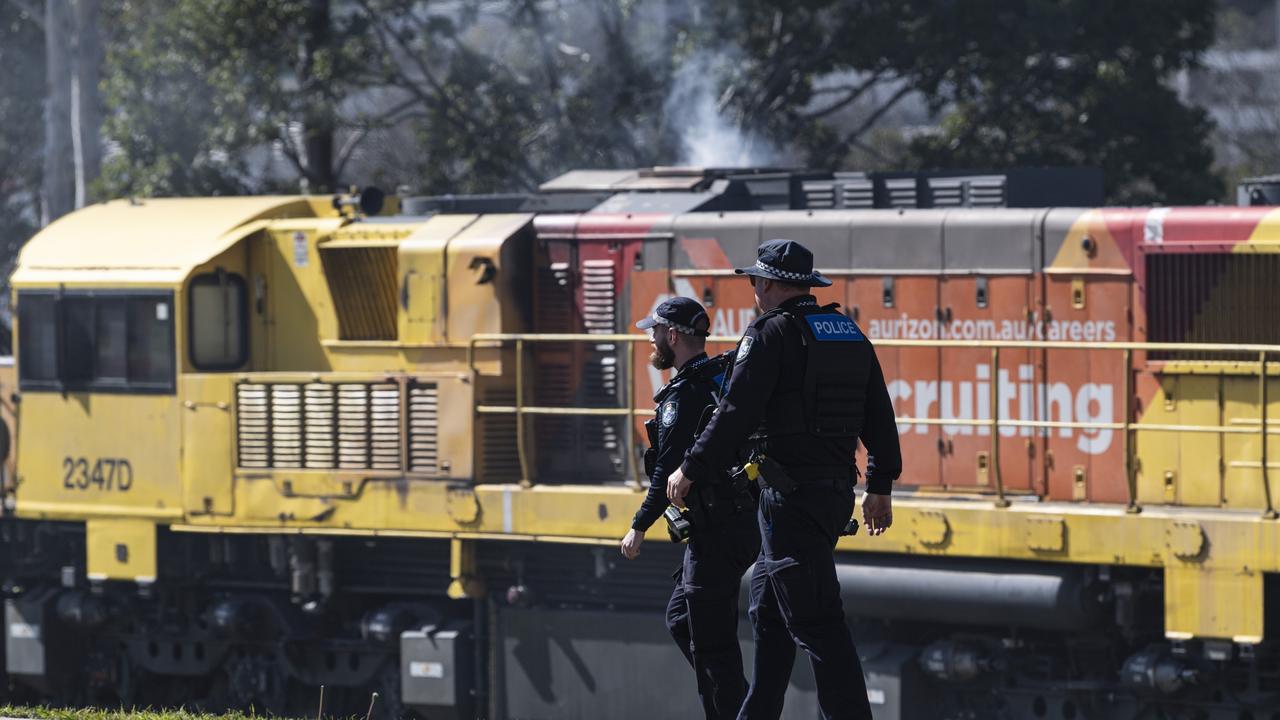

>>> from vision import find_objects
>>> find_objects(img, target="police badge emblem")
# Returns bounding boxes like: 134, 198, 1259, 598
661, 400, 678, 427
736, 335, 754, 364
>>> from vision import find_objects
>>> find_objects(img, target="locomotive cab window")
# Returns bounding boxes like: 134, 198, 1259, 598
189, 272, 248, 371
17, 290, 175, 393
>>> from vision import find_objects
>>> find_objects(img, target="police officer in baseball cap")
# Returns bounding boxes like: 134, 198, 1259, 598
668, 239, 902, 720
622, 296, 761, 719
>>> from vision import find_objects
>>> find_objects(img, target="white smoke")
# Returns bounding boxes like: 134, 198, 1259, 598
663, 52, 778, 167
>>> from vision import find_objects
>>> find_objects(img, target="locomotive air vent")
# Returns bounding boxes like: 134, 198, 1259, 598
801, 175, 874, 209
236, 381, 406, 471
841, 178, 874, 208
320, 245, 399, 341
928, 176, 1007, 208
884, 178, 919, 208
479, 388, 520, 482
582, 259, 623, 469
801, 181, 836, 209
406, 381, 440, 473
1146, 253, 1280, 361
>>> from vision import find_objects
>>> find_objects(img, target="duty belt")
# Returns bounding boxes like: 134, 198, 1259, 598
785, 465, 856, 483
746, 459, 855, 495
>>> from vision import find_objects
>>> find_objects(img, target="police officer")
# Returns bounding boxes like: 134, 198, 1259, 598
666, 240, 901, 720
620, 296, 761, 720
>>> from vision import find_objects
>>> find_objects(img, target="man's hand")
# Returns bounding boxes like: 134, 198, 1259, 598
620, 528, 644, 559
667, 467, 692, 508
861, 492, 893, 536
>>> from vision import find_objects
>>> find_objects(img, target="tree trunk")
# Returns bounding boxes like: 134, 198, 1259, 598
304, 126, 336, 192
72, 0, 102, 207
300, 0, 336, 192
42, 0, 74, 224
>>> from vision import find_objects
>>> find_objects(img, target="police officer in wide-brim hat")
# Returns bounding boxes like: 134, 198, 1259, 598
621, 296, 760, 720
733, 238, 833, 288
668, 239, 902, 720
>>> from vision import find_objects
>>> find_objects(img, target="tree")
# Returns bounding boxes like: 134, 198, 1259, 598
103, 0, 682, 197
42, 0, 74, 222
101, 0, 383, 196
902, 0, 1222, 205
358, 0, 675, 193
0, 2, 45, 280
690, 0, 1221, 204
91, 0, 1225, 205
690, 0, 943, 167
6, 0, 106, 224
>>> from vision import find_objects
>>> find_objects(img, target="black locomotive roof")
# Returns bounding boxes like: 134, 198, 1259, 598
395, 166, 1104, 217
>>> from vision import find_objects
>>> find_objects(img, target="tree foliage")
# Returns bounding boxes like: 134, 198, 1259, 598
6, 0, 1230, 212
357, 0, 675, 193
698, 0, 1221, 204
102, 0, 379, 196
0, 3, 44, 265
903, 0, 1222, 204
694, 0, 945, 165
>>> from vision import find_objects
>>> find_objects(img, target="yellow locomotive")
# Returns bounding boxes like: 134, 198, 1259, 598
4, 168, 1280, 719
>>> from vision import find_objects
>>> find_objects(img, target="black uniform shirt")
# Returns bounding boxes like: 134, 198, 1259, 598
632, 352, 724, 532
680, 295, 903, 495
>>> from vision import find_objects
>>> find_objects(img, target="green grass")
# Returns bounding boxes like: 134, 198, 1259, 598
0, 707, 290, 720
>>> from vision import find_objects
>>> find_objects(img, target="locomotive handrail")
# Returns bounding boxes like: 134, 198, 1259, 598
468, 333, 1279, 516
468, 332, 1280, 354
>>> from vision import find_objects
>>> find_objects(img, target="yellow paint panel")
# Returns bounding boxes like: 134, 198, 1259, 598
398, 215, 478, 344
1135, 378, 1179, 505
86, 519, 157, 582
263, 220, 345, 370
15, 393, 181, 519
180, 374, 235, 516
1165, 566, 1263, 642
1176, 376, 1222, 506
445, 214, 534, 345
1222, 375, 1280, 510
1134, 375, 1221, 507
1048, 209, 1131, 273
1242, 207, 1280, 245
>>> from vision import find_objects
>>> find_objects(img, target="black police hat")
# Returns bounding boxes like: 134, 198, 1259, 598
734, 239, 832, 288
636, 296, 711, 337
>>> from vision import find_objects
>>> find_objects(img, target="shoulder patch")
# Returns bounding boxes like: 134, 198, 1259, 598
805, 314, 865, 342
660, 400, 678, 427
735, 335, 754, 365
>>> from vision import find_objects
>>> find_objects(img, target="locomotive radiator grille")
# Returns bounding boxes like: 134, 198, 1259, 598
479, 388, 520, 482
303, 383, 336, 468
236, 384, 271, 468
1147, 253, 1280, 361
582, 259, 624, 471
320, 246, 399, 341
236, 381, 405, 471
269, 384, 303, 468
407, 382, 440, 473
369, 383, 402, 470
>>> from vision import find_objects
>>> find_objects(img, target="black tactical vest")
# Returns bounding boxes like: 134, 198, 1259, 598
648, 353, 732, 452
757, 302, 872, 439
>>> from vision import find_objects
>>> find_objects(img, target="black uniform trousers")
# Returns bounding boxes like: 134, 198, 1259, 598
666, 507, 761, 720
738, 479, 871, 720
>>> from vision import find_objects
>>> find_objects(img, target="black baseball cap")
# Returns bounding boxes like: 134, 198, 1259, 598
636, 296, 711, 336
735, 238, 832, 287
